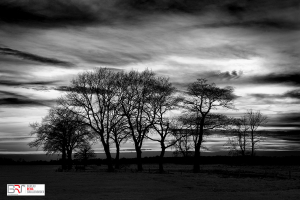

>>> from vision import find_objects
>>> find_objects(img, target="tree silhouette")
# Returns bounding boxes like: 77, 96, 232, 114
226, 116, 250, 156
118, 70, 174, 171
74, 142, 96, 168
173, 128, 194, 158
60, 68, 124, 172
247, 110, 268, 156
29, 107, 89, 170
184, 79, 234, 173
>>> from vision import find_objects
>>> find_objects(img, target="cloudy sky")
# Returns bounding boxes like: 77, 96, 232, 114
0, 0, 299, 155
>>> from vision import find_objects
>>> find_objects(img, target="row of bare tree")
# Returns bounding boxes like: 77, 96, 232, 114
29, 68, 267, 173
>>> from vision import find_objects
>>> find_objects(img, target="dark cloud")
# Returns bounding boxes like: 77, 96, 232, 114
264, 112, 300, 130
250, 93, 279, 99
205, 70, 243, 80
216, 0, 300, 30
0, 0, 106, 26
121, 0, 300, 31
121, 0, 299, 14
203, 19, 300, 31
273, 113, 300, 125
171, 70, 242, 87
0, 0, 298, 30
0, 69, 24, 76
250, 89, 300, 100
119, 0, 203, 13
0, 0, 205, 27
0, 46, 73, 67
0, 98, 50, 107
0, 80, 61, 87
54, 86, 70, 91
266, 124, 300, 129
247, 73, 300, 86
284, 89, 300, 99
0, 78, 62, 91
265, 130, 300, 143
0, 90, 55, 107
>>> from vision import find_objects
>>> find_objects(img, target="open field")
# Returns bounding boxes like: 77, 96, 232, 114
1, 164, 300, 200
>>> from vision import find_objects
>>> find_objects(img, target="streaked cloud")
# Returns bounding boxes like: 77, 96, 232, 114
0, 80, 61, 87
0, 136, 35, 143
246, 73, 300, 86
0, 46, 73, 67
250, 89, 300, 100
0, 90, 55, 107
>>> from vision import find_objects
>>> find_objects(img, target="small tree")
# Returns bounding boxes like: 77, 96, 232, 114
173, 129, 194, 158
247, 110, 267, 156
74, 142, 96, 167
29, 107, 89, 170
226, 116, 250, 156
226, 110, 267, 156
184, 79, 235, 173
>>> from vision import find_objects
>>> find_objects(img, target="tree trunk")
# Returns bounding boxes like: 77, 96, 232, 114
83, 157, 87, 167
193, 143, 201, 173
241, 150, 245, 157
67, 150, 72, 170
193, 118, 204, 173
115, 143, 120, 169
251, 131, 254, 157
243, 134, 246, 156
103, 144, 114, 172
61, 146, 67, 170
98, 132, 114, 172
136, 147, 143, 171
251, 142, 254, 157
159, 146, 166, 173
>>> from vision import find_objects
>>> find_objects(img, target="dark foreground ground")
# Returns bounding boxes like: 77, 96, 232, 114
1, 164, 300, 200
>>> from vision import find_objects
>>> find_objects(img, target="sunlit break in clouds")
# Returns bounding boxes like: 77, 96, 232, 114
0, 0, 300, 155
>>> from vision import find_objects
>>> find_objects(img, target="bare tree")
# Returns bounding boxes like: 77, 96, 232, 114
247, 110, 268, 156
225, 110, 267, 156
173, 128, 194, 158
184, 79, 235, 173
74, 142, 96, 168
118, 70, 173, 171
60, 68, 124, 172
29, 107, 89, 170
226, 117, 250, 156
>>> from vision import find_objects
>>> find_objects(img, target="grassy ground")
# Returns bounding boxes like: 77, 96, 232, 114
1, 164, 300, 200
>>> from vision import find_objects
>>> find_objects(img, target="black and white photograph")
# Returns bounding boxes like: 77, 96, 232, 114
1, 0, 300, 199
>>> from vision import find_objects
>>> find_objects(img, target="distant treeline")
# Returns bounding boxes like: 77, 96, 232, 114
1, 156, 300, 166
